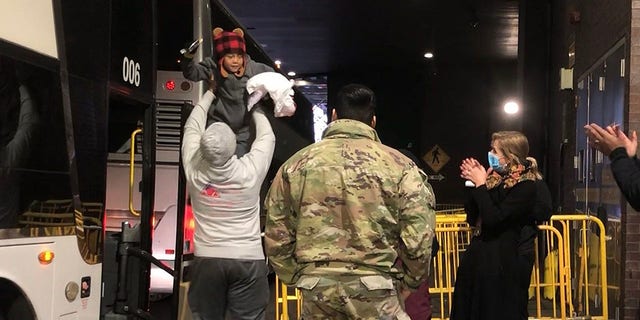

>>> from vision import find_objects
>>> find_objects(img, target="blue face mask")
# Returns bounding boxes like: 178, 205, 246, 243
487, 151, 504, 172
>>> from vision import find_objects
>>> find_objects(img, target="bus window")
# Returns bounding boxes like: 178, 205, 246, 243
0, 55, 73, 231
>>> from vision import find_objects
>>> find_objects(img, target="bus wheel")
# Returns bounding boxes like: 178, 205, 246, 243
7, 295, 34, 320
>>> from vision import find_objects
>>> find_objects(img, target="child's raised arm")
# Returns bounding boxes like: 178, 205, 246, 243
181, 55, 218, 82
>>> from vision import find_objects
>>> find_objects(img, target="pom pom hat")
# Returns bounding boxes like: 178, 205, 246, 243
213, 27, 246, 57
213, 27, 246, 77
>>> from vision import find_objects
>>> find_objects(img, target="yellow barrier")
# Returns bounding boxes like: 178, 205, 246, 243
531, 224, 568, 319
274, 275, 302, 320
429, 214, 609, 320
549, 214, 609, 320
430, 215, 473, 320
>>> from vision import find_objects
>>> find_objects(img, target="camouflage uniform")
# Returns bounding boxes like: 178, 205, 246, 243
265, 119, 436, 319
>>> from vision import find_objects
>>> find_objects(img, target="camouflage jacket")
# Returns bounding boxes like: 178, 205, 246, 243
264, 119, 436, 289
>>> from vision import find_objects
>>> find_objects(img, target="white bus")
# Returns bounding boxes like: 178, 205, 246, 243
0, 1, 314, 319
0, 0, 167, 318
0, 1, 109, 318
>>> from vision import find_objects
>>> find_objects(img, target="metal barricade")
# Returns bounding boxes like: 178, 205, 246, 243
274, 275, 302, 320
547, 214, 609, 320
429, 213, 608, 320
529, 224, 568, 319
430, 214, 473, 320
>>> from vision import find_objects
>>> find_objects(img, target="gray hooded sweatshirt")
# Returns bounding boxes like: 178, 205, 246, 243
182, 90, 275, 260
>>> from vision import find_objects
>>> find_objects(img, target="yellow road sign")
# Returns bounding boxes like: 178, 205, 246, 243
423, 145, 449, 173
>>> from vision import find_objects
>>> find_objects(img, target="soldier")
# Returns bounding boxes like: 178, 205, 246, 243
264, 83, 436, 319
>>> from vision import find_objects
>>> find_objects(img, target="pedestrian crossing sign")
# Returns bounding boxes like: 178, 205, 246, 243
423, 144, 449, 173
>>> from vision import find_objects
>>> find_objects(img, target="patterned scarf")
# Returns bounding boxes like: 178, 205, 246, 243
486, 162, 537, 190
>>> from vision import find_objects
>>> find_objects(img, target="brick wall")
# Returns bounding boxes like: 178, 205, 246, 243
627, 1, 640, 318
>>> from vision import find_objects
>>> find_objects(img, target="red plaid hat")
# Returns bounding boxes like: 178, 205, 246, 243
213, 28, 246, 58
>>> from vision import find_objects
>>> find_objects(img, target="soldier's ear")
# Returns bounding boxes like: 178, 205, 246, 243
331, 109, 337, 122
370, 115, 376, 128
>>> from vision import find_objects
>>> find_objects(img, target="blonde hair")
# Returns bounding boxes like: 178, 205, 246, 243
492, 131, 542, 180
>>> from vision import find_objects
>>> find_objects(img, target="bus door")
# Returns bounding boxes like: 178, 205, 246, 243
102, 0, 159, 318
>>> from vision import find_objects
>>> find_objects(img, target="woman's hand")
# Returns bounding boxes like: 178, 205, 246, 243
460, 157, 488, 187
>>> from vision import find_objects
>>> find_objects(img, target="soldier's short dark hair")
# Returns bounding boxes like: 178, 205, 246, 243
334, 84, 375, 124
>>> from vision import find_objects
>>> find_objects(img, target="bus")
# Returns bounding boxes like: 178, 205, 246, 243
0, 0, 165, 318
0, 1, 314, 319
0, 1, 110, 318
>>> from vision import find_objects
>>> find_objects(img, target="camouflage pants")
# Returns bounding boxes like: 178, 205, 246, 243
294, 274, 410, 320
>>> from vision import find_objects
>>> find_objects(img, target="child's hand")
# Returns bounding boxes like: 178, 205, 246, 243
208, 74, 217, 94
180, 38, 202, 58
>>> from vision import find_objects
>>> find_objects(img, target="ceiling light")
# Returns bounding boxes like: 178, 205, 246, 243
424, 52, 434, 59
275, 60, 282, 68
287, 71, 296, 77
503, 101, 519, 114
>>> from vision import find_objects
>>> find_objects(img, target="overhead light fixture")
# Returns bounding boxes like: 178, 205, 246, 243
275, 60, 282, 68
287, 71, 296, 77
503, 101, 519, 114
469, 8, 480, 28
424, 52, 434, 59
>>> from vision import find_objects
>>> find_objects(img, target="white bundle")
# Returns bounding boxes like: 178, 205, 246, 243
246, 72, 296, 117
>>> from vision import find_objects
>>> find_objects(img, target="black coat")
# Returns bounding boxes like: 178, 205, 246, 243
450, 180, 536, 320
609, 147, 640, 211
519, 180, 552, 255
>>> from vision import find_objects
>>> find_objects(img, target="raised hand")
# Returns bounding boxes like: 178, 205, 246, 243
208, 74, 217, 94
612, 124, 638, 157
584, 123, 637, 157
460, 157, 488, 187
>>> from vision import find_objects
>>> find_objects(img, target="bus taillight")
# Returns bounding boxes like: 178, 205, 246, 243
184, 204, 195, 253
38, 250, 55, 265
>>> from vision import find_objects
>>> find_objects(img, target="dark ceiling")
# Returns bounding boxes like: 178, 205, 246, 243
223, 0, 520, 76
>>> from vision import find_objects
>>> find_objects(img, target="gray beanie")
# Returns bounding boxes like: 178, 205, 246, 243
200, 122, 236, 166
